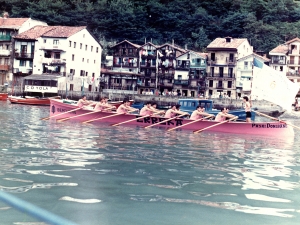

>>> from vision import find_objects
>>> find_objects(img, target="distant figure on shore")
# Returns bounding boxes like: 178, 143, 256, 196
243, 96, 252, 122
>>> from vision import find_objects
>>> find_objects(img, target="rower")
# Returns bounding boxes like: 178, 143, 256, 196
140, 101, 161, 116
77, 95, 95, 108
117, 98, 138, 114
215, 107, 236, 122
165, 104, 189, 118
94, 97, 114, 112
151, 102, 165, 116
190, 106, 215, 120
103, 96, 116, 111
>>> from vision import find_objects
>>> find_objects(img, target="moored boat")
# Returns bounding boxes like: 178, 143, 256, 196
9, 96, 61, 105
49, 99, 294, 137
0, 93, 8, 101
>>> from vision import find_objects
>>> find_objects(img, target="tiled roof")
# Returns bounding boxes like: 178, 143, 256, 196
0, 18, 29, 29
14, 25, 86, 40
158, 43, 188, 53
269, 44, 288, 54
285, 37, 300, 44
42, 26, 86, 38
177, 50, 207, 59
112, 40, 141, 49
238, 53, 270, 62
207, 37, 248, 49
140, 42, 158, 49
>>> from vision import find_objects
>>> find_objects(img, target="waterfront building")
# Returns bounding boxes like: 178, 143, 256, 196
269, 38, 300, 90
0, 13, 47, 85
101, 40, 140, 95
236, 53, 270, 97
174, 51, 207, 97
205, 37, 253, 99
12, 25, 102, 96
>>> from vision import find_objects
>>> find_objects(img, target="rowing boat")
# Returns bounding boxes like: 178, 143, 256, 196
49, 99, 294, 137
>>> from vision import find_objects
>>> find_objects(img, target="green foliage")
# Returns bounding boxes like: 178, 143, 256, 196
2, 0, 300, 55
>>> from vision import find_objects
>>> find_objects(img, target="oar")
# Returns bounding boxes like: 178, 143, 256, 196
255, 111, 300, 131
193, 116, 238, 134
57, 106, 115, 122
144, 114, 188, 129
40, 107, 81, 120
111, 112, 161, 127
167, 115, 213, 132
82, 112, 124, 124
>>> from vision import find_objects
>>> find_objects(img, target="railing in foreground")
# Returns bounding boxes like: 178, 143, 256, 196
0, 191, 77, 225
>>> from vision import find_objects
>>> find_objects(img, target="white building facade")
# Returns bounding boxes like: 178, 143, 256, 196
13, 25, 102, 96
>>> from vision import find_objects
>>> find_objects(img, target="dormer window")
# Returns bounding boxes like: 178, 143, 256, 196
225, 37, 231, 43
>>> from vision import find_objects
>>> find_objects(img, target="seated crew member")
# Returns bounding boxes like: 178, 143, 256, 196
117, 99, 138, 114
103, 96, 116, 111
215, 107, 237, 122
77, 95, 94, 108
150, 102, 165, 116
140, 101, 160, 116
165, 104, 189, 118
94, 97, 113, 111
190, 106, 215, 120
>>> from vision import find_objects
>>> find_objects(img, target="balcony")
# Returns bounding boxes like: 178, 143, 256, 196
141, 54, 156, 60
207, 73, 235, 78
288, 49, 300, 55
140, 62, 156, 68
159, 74, 174, 80
158, 82, 173, 87
207, 57, 217, 65
114, 51, 137, 57
226, 57, 237, 65
175, 65, 190, 71
287, 60, 300, 65
0, 34, 11, 41
40, 43, 66, 51
15, 52, 34, 59
113, 62, 138, 68
190, 62, 206, 68
0, 49, 10, 56
137, 82, 156, 87
0, 65, 9, 71
42, 58, 66, 65
173, 79, 189, 85
272, 59, 285, 64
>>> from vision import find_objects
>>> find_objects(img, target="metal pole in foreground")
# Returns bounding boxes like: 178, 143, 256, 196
0, 191, 78, 225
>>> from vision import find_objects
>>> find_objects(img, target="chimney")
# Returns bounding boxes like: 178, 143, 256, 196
185, 44, 187, 50
225, 37, 232, 43
3, 12, 9, 19
172, 39, 174, 46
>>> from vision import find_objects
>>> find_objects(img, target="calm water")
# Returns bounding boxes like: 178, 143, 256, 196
0, 101, 300, 225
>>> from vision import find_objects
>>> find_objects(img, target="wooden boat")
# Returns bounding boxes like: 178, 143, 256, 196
49, 99, 294, 137
9, 96, 61, 105
0, 93, 8, 101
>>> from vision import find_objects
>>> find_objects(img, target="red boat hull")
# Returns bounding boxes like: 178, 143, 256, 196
0, 93, 8, 101
8, 96, 61, 105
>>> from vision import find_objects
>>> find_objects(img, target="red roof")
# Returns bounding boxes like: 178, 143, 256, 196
269, 44, 288, 54
0, 18, 29, 29
14, 25, 86, 40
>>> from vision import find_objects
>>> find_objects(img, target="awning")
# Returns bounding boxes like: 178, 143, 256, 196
24, 74, 62, 81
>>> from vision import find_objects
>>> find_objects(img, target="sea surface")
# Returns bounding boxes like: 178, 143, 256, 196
0, 101, 300, 225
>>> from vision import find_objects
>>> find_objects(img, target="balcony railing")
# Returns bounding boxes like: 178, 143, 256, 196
114, 52, 137, 57
113, 63, 138, 68
287, 60, 300, 65
226, 57, 237, 65
0, 65, 9, 71
207, 73, 235, 78
272, 59, 285, 64
0, 49, 10, 56
288, 50, 300, 55
159, 74, 174, 79
215, 84, 233, 89
140, 63, 156, 68
0, 34, 11, 41
158, 82, 173, 87
40, 43, 65, 51
173, 79, 189, 85
190, 62, 206, 68
137, 82, 156, 87
15, 52, 34, 59
43, 58, 66, 65
175, 66, 190, 71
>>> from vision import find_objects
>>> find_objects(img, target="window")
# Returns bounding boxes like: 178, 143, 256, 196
85, 72, 88, 76
70, 69, 75, 75
69, 41, 72, 47
54, 52, 60, 59
80, 70, 85, 76
91, 46, 93, 52
94, 60, 96, 64
168, 79, 172, 83
228, 81, 232, 88
29, 61, 33, 67
96, 47, 98, 53
244, 62, 248, 70
209, 80, 213, 87
72, 54, 74, 61
80, 43, 82, 49
83, 34, 85, 38
82, 58, 84, 62
178, 75, 182, 80
53, 40, 59, 45
44, 39, 46, 43
70, 84, 74, 91
87, 59, 89, 63
4, 58, 9, 64
88, 85, 92, 92
19, 60, 26, 66
85, 45, 87, 51
74, 42, 76, 48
